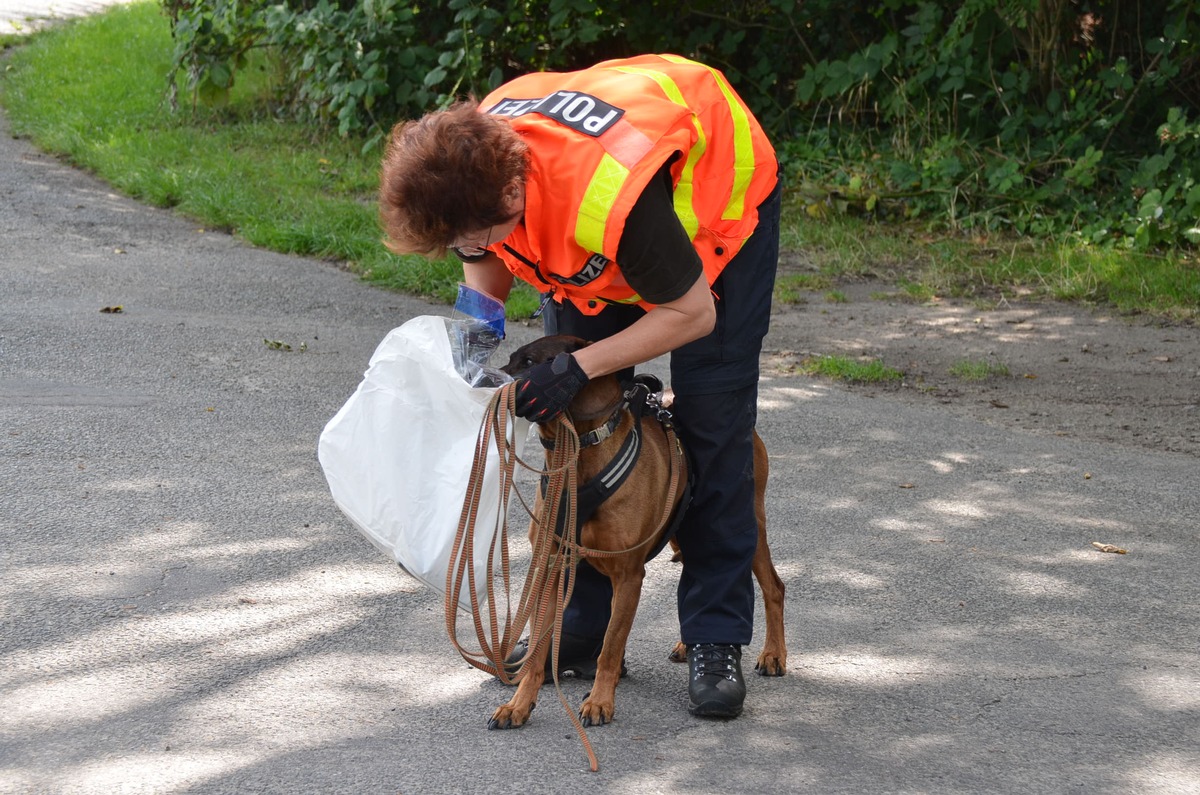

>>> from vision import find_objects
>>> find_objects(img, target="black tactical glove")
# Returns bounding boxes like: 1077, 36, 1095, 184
513, 352, 589, 424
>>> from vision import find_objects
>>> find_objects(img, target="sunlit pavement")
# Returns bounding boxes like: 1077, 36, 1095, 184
0, 0, 128, 35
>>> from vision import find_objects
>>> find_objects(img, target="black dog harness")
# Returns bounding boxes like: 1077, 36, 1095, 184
540, 378, 693, 561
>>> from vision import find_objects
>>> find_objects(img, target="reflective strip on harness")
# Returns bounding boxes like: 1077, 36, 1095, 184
541, 385, 692, 562
543, 418, 642, 538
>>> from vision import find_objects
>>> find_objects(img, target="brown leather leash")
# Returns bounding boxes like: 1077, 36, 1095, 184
444, 381, 686, 773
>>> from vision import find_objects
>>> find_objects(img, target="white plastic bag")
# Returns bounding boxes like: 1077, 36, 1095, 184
317, 315, 528, 611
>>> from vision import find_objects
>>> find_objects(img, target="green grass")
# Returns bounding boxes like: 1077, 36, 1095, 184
2, 1, 1197, 322
800, 355, 902, 383
896, 279, 938, 303
0, 2, 519, 308
948, 360, 1011, 381
2, 5, 373, 248
773, 272, 832, 304
783, 210, 1200, 319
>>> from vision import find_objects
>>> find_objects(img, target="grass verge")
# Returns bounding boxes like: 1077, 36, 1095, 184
0, 2, 535, 319
800, 355, 903, 384
780, 207, 1200, 320
948, 360, 1011, 381
2, 1, 1196, 323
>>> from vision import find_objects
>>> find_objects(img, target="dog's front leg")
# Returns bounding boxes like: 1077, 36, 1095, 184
488, 638, 548, 730
488, 570, 557, 730
579, 569, 643, 727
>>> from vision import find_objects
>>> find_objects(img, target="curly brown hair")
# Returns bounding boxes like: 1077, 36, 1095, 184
378, 101, 528, 256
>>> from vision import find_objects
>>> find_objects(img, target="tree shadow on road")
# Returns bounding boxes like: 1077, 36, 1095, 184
3, 383, 1198, 793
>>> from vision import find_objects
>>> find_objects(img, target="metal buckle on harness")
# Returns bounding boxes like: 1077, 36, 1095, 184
624, 374, 674, 428
646, 390, 676, 427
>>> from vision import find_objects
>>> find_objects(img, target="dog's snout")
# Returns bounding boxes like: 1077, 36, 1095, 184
502, 335, 591, 377
501, 352, 535, 376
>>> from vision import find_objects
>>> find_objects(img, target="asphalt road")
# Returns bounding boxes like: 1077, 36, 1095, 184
2, 31, 1199, 795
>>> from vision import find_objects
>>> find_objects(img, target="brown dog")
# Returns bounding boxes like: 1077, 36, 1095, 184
488, 334, 786, 730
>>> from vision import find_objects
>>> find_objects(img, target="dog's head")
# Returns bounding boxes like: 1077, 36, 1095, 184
501, 335, 591, 377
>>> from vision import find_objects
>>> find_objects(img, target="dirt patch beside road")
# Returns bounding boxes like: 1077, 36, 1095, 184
764, 277, 1200, 457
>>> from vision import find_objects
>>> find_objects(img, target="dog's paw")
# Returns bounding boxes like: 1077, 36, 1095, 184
754, 651, 786, 677
667, 641, 687, 663
579, 695, 614, 727
488, 700, 535, 730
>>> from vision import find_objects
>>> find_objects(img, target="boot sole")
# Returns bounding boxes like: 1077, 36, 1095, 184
688, 699, 743, 718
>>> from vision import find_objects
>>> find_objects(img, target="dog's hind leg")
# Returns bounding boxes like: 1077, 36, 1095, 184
665, 540, 689, 663
750, 433, 787, 676
751, 543, 787, 676
666, 434, 787, 675
579, 567, 644, 727
665, 550, 786, 675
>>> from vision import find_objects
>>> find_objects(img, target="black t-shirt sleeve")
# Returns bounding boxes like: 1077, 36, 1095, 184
615, 163, 704, 305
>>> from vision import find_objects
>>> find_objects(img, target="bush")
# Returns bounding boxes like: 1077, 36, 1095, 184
262, 0, 448, 145
162, 0, 1200, 249
784, 0, 1200, 249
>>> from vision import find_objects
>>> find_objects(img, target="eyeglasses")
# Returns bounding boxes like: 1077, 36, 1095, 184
450, 226, 494, 259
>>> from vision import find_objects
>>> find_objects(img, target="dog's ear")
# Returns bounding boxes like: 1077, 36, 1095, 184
561, 336, 592, 354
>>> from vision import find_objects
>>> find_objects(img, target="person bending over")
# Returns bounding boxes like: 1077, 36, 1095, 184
378, 53, 781, 719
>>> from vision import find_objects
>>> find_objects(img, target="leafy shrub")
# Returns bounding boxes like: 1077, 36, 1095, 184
161, 0, 1199, 249
784, 0, 1200, 249
262, 0, 448, 146
162, 0, 266, 107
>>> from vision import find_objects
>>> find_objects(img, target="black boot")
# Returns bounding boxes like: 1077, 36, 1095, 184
687, 644, 746, 717
503, 632, 627, 681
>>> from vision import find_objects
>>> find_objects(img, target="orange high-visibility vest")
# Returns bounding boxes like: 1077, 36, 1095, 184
478, 53, 778, 315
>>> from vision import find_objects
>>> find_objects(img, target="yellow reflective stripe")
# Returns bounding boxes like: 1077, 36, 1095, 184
612, 64, 701, 239
671, 121, 703, 239
613, 64, 687, 105
575, 153, 630, 253
676, 121, 700, 240
660, 54, 755, 221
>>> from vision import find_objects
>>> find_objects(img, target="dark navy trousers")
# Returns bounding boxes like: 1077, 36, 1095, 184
544, 178, 781, 646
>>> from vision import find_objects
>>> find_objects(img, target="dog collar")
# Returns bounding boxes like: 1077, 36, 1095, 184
540, 407, 622, 450
578, 410, 622, 448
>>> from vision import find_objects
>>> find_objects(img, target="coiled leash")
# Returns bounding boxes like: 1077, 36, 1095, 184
445, 381, 597, 770
444, 379, 688, 773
